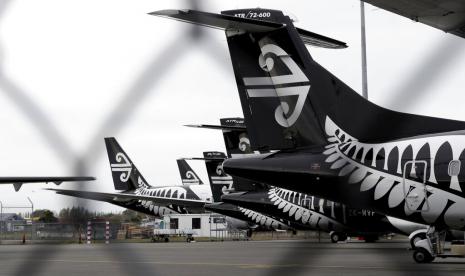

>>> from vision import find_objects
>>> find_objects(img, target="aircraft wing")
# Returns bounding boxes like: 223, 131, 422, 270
46, 188, 207, 207
0, 176, 95, 192
363, 0, 465, 38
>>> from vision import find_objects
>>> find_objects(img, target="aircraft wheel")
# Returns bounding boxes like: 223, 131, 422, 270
330, 232, 341, 243
410, 232, 426, 249
413, 248, 434, 263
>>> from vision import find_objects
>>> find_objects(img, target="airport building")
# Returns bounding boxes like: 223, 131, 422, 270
160, 213, 229, 238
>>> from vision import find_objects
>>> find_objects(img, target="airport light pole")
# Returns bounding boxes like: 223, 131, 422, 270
360, 1, 368, 99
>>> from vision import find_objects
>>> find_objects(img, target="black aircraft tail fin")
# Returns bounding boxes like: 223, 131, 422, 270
185, 118, 253, 157
152, 9, 344, 149
202, 151, 232, 202
104, 137, 151, 191
154, 8, 465, 148
219, 118, 253, 157
218, 8, 347, 149
202, 151, 266, 199
176, 159, 203, 185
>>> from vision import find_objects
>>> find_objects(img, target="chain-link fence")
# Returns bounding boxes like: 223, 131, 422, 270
0, 222, 121, 243
0, 0, 464, 275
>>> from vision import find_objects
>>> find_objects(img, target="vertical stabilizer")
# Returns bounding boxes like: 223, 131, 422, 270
104, 137, 151, 191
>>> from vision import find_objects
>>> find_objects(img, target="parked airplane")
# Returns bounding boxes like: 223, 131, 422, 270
48, 137, 278, 232
48, 137, 210, 216
194, 151, 291, 231
177, 153, 287, 231
153, 8, 465, 262
191, 118, 430, 243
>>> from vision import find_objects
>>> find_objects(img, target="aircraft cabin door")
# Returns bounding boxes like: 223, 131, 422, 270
403, 160, 429, 212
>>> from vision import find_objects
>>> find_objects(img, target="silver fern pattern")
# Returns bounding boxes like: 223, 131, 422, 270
268, 187, 347, 231
134, 176, 189, 216
238, 207, 288, 229
323, 117, 465, 229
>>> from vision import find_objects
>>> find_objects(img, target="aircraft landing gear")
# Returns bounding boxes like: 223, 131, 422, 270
412, 226, 444, 263
413, 247, 434, 263
409, 229, 427, 249
330, 231, 347, 243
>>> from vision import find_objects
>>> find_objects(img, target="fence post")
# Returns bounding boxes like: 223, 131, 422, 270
105, 221, 110, 244
78, 224, 82, 244
86, 221, 92, 244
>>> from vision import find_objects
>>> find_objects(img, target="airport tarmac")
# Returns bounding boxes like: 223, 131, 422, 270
0, 240, 464, 276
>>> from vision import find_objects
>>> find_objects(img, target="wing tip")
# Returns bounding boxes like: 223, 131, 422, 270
184, 124, 201, 128
148, 9, 188, 17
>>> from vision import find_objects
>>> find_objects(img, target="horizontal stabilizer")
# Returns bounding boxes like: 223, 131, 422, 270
184, 151, 227, 161
184, 157, 225, 161
46, 188, 207, 207
296, 27, 347, 49
149, 9, 282, 32
149, 9, 347, 48
185, 124, 246, 131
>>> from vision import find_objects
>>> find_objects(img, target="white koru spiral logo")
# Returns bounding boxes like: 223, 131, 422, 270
182, 170, 200, 185
239, 135, 250, 152
185, 171, 198, 180
216, 164, 224, 176
110, 152, 132, 182
221, 185, 230, 195
242, 43, 310, 127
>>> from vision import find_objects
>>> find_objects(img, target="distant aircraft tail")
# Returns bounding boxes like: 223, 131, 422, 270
219, 118, 253, 157
104, 137, 151, 191
202, 150, 266, 202
176, 159, 203, 185
152, 8, 465, 149
187, 117, 252, 157
202, 151, 232, 202
186, 118, 267, 196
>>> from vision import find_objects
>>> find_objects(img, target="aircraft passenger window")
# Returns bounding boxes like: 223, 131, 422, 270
448, 160, 461, 176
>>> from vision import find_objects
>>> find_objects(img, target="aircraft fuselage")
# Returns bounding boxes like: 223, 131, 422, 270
224, 118, 465, 231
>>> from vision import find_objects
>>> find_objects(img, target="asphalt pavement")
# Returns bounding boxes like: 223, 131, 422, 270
0, 240, 464, 276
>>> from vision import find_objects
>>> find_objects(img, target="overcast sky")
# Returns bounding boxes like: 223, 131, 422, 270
0, 0, 464, 213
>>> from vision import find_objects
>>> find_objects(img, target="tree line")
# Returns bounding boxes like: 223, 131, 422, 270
31, 207, 146, 225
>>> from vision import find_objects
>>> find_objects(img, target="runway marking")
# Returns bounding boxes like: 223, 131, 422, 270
20, 259, 465, 271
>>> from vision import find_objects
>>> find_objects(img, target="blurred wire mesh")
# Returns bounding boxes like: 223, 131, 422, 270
0, 0, 463, 275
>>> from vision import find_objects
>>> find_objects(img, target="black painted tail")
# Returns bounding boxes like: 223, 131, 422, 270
184, 117, 252, 157
202, 151, 264, 201
221, 9, 465, 148
202, 151, 232, 202
176, 159, 203, 185
104, 137, 151, 191
219, 118, 253, 157
152, 8, 465, 149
